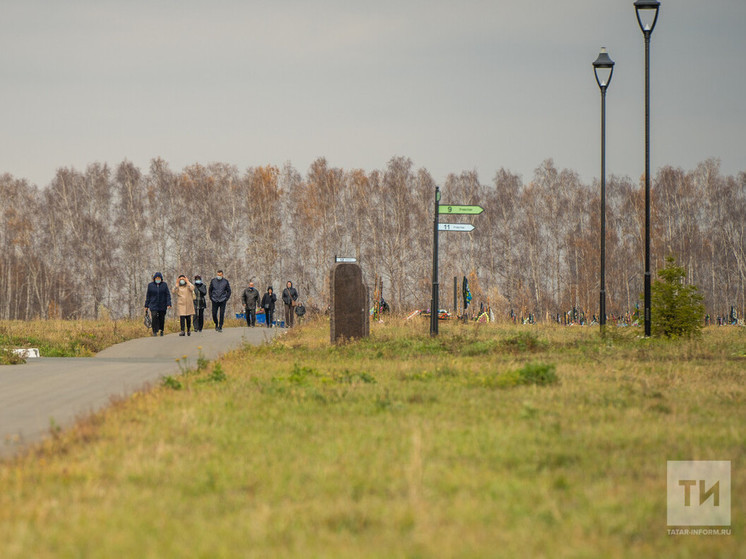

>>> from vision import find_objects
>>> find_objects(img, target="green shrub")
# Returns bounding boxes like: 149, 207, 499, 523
0, 347, 26, 365
651, 256, 705, 338
516, 362, 558, 386
336, 369, 377, 384
473, 362, 558, 389
461, 339, 500, 356
162, 376, 183, 390
502, 331, 546, 352
207, 363, 227, 383
287, 363, 318, 384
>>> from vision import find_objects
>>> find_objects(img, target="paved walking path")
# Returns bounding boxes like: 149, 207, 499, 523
0, 326, 281, 460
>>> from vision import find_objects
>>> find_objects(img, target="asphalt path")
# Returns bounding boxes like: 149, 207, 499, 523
0, 325, 281, 460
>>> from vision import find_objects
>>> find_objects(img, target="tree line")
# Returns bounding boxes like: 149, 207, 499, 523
1, 156, 744, 322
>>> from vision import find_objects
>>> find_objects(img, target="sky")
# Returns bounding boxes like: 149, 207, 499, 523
0, 0, 744, 188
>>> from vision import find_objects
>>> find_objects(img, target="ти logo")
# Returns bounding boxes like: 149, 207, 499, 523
678, 479, 720, 507
667, 461, 731, 527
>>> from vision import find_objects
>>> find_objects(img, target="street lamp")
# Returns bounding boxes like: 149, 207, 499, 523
593, 47, 614, 332
635, 0, 660, 337
431, 186, 440, 336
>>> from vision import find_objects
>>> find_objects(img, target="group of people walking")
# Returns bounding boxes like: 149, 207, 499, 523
240, 280, 300, 329
144, 271, 301, 337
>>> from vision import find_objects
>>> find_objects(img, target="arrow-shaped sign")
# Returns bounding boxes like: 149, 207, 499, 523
438, 205, 484, 215
438, 223, 475, 232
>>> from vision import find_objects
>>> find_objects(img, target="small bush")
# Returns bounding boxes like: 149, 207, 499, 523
461, 340, 500, 356
162, 376, 183, 390
287, 363, 318, 384
207, 363, 227, 383
651, 256, 705, 338
0, 347, 26, 365
196, 352, 209, 372
502, 331, 546, 353
336, 369, 377, 384
516, 362, 558, 386
472, 362, 558, 389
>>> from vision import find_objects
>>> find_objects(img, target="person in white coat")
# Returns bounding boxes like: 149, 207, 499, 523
172, 275, 195, 336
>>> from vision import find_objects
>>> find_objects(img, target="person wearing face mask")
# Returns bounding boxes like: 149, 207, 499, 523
208, 269, 232, 332
172, 275, 195, 336
192, 275, 207, 332
144, 272, 171, 337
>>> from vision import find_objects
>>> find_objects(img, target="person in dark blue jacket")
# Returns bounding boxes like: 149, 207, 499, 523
208, 270, 232, 332
144, 272, 172, 336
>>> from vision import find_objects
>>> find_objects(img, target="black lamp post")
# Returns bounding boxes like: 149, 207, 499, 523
593, 47, 614, 331
431, 186, 440, 336
635, 0, 660, 337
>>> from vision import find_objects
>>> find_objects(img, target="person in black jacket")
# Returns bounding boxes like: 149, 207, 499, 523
261, 286, 277, 328
193, 275, 207, 332
208, 270, 232, 332
282, 280, 299, 328
241, 281, 260, 327
144, 272, 171, 336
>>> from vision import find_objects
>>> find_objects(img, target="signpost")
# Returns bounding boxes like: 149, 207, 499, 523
334, 256, 357, 263
431, 188, 441, 336
430, 191, 485, 336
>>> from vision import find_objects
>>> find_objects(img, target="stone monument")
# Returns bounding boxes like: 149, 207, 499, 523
330, 262, 369, 343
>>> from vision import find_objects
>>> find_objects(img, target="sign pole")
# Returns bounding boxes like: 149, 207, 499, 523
431, 186, 440, 336
454, 276, 457, 317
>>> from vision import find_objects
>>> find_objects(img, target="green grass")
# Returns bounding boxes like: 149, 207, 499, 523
0, 319, 153, 359
0, 317, 247, 360
0, 319, 744, 558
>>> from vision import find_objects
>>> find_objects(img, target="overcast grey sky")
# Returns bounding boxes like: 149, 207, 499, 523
1, 0, 743, 188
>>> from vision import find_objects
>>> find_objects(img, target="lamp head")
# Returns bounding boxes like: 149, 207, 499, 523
593, 48, 615, 90
634, 0, 660, 34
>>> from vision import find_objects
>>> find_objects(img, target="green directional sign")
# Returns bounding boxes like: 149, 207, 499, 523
438, 205, 484, 215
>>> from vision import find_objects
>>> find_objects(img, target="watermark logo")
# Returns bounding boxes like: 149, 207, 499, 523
667, 461, 731, 529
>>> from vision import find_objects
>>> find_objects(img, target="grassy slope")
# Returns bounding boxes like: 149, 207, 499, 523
0, 319, 744, 558
0, 319, 155, 358
0, 317, 247, 360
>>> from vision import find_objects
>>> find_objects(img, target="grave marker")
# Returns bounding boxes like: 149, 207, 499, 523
330, 262, 369, 343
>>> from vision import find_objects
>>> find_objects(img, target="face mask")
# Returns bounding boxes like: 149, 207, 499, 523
155, 279, 161, 284
179, 280, 186, 286
195, 280, 202, 284
218, 275, 223, 280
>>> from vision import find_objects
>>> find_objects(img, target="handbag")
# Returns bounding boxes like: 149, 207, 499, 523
144, 310, 152, 329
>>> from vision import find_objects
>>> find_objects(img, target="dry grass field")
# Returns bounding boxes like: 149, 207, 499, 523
1, 318, 744, 558
0, 318, 157, 360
